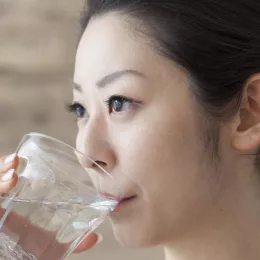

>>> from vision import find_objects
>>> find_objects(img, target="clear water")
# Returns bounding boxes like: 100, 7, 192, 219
0, 198, 117, 260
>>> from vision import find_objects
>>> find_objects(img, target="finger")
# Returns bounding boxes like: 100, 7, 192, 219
0, 154, 19, 173
73, 232, 100, 253
0, 170, 18, 193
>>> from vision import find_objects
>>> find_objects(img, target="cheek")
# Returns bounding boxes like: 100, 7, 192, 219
111, 117, 217, 246
114, 110, 204, 189
114, 108, 216, 212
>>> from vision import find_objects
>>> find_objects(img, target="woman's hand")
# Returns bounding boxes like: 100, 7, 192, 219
0, 154, 19, 193
0, 154, 101, 257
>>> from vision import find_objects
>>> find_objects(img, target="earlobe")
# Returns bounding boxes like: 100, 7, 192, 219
232, 74, 260, 151
232, 123, 260, 151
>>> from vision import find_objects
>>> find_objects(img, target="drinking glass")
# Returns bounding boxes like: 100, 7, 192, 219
0, 132, 119, 260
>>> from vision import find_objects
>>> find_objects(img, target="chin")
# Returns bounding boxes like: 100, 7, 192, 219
108, 197, 164, 248
110, 220, 160, 248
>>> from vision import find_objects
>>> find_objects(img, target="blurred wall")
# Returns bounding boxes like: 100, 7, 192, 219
0, 1, 163, 259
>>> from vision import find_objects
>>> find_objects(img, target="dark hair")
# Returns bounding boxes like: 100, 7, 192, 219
79, 0, 260, 122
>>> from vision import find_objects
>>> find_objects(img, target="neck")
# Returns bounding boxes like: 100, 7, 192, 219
164, 226, 260, 260
163, 184, 260, 260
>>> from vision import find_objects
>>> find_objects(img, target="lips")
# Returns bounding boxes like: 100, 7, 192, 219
119, 195, 136, 203
99, 192, 120, 201
100, 192, 136, 202
112, 195, 137, 213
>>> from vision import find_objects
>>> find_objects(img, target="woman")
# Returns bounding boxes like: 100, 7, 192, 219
1, 0, 260, 259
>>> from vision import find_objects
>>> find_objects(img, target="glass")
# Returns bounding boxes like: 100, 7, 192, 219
0, 133, 119, 260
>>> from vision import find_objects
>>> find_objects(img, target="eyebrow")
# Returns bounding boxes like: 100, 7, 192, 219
73, 69, 145, 92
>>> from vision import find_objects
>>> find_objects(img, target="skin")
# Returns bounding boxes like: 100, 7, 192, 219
73, 13, 260, 260
2, 12, 260, 260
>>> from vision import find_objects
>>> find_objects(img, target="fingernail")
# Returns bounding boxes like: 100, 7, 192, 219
96, 234, 103, 245
4, 154, 16, 165
2, 169, 15, 182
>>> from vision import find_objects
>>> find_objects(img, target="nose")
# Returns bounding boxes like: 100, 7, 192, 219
77, 117, 116, 174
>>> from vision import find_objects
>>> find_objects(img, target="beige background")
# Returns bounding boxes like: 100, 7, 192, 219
0, 0, 163, 259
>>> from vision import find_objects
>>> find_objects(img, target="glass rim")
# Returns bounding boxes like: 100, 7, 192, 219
15, 132, 113, 180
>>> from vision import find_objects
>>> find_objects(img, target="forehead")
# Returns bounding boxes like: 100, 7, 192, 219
74, 13, 156, 84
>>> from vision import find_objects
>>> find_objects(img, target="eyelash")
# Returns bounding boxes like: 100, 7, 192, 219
66, 95, 140, 118
66, 102, 86, 119
104, 95, 134, 112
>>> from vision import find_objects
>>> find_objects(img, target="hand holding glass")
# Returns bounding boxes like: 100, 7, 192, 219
0, 133, 118, 260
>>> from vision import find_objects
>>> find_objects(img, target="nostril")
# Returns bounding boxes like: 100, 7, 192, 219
94, 160, 107, 168
92, 161, 109, 176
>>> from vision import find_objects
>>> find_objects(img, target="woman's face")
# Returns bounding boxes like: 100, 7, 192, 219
73, 13, 234, 247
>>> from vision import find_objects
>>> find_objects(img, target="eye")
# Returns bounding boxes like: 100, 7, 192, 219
105, 95, 134, 113
66, 102, 86, 118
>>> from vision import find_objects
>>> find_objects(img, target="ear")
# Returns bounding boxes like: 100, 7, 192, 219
232, 74, 260, 151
